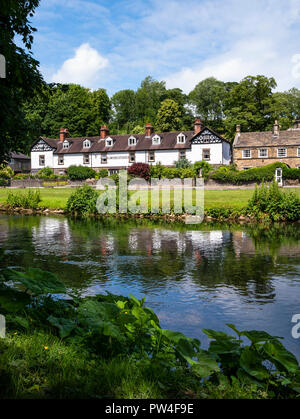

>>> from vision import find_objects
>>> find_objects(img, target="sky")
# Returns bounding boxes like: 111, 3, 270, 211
26, 0, 300, 95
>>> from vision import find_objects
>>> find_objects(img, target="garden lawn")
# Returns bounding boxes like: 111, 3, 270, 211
1, 187, 300, 211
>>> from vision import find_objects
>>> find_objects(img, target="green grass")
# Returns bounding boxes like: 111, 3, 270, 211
1, 187, 300, 211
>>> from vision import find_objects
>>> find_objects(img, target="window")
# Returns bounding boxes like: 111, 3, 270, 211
63, 141, 69, 149
179, 150, 186, 160
83, 154, 90, 164
297, 148, 300, 157
243, 167, 252, 170
277, 148, 287, 158
101, 153, 107, 164
83, 139, 91, 148
148, 151, 155, 162
242, 149, 251, 159
109, 169, 119, 175
203, 149, 211, 161
128, 136, 137, 146
129, 152, 135, 163
39, 155, 45, 166
58, 155, 64, 165
259, 149, 268, 158
177, 133, 186, 144
106, 137, 113, 147
152, 135, 161, 145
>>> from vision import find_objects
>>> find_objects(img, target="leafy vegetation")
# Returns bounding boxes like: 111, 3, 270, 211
66, 165, 97, 181
66, 185, 99, 216
0, 256, 299, 399
6, 189, 41, 209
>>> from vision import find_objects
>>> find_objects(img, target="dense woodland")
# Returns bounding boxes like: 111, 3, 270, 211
23, 75, 300, 142
2, 0, 300, 162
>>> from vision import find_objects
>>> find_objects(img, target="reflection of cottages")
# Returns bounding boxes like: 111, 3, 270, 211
232, 231, 300, 257
32, 218, 72, 256
126, 229, 228, 257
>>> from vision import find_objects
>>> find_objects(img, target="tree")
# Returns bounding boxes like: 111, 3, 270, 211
271, 88, 300, 130
111, 89, 136, 128
0, 0, 44, 162
87, 88, 111, 136
135, 76, 167, 123
155, 99, 182, 132
224, 75, 277, 138
189, 77, 235, 131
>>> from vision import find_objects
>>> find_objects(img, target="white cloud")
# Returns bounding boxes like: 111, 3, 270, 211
51, 43, 109, 88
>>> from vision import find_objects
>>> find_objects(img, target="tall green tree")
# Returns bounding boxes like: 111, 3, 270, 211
189, 77, 236, 131
0, 0, 44, 162
87, 88, 111, 136
111, 89, 136, 128
135, 76, 167, 123
155, 99, 182, 132
224, 75, 277, 138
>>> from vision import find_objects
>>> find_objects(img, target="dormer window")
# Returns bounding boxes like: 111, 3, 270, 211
83, 139, 91, 148
63, 140, 69, 149
152, 135, 161, 145
177, 133, 186, 144
128, 136, 137, 146
106, 137, 113, 147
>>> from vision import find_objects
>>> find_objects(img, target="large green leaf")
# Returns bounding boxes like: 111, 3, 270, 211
240, 347, 270, 380
192, 349, 220, 378
262, 340, 299, 374
241, 330, 283, 344
47, 316, 77, 339
2, 268, 66, 295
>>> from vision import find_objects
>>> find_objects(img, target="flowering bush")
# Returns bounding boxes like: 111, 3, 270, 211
128, 163, 150, 180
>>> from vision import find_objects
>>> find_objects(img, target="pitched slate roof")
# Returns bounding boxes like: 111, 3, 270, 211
234, 129, 300, 148
10, 152, 30, 160
37, 128, 228, 154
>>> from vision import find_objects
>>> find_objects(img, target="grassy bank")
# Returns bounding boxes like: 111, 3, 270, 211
1, 187, 300, 211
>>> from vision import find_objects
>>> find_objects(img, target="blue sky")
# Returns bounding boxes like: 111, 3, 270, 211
27, 0, 300, 95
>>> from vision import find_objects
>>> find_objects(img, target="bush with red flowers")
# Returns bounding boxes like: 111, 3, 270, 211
128, 163, 150, 181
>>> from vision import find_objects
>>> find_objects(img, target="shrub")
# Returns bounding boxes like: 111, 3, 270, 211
6, 189, 41, 209
247, 180, 300, 221
128, 163, 150, 181
194, 161, 213, 179
0, 164, 14, 179
174, 158, 192, 169
0, 178, 10, 186
36, 167, 53, 178
67, 166, 97, 181
66, 185, 99, 215
96, 169, 109, 178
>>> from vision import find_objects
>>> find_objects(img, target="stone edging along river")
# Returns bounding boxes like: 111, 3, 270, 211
0, 203, 297, 224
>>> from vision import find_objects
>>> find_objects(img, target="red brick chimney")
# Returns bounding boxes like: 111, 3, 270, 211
194, 119, 203, 135
59, 128, 69, 142
100, 125, 109, 139
145, 123, 154, 137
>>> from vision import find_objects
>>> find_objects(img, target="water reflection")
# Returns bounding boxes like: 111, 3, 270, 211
0, 215, 300, 359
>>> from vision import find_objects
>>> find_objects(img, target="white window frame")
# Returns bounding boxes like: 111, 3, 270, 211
83, 154, 90, 165
152, 135, 161, 145
242, 149, 251, 159
83, 139, 91, 149
297, 148, 300, 157
258, 148, 268, 158
128, 136, 137, 146
277, 148, 287, 158
106, 137, 113, 147
63, 141, 69, 149
177, 133, 186, 144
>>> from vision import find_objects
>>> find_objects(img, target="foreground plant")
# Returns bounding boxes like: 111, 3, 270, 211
0, 252, 299, 399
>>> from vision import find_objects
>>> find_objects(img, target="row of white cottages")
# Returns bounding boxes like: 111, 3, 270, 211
30, 120, 232, 175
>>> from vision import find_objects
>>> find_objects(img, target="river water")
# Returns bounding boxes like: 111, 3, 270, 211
0, 215, 299, 359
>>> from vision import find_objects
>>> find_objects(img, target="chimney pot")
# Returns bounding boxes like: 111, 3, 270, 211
145, 123, 154, 137
194, 119, 203, 135
273, 120, 280, 137
59, 128, 69, 142
100, 125, 109, 139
